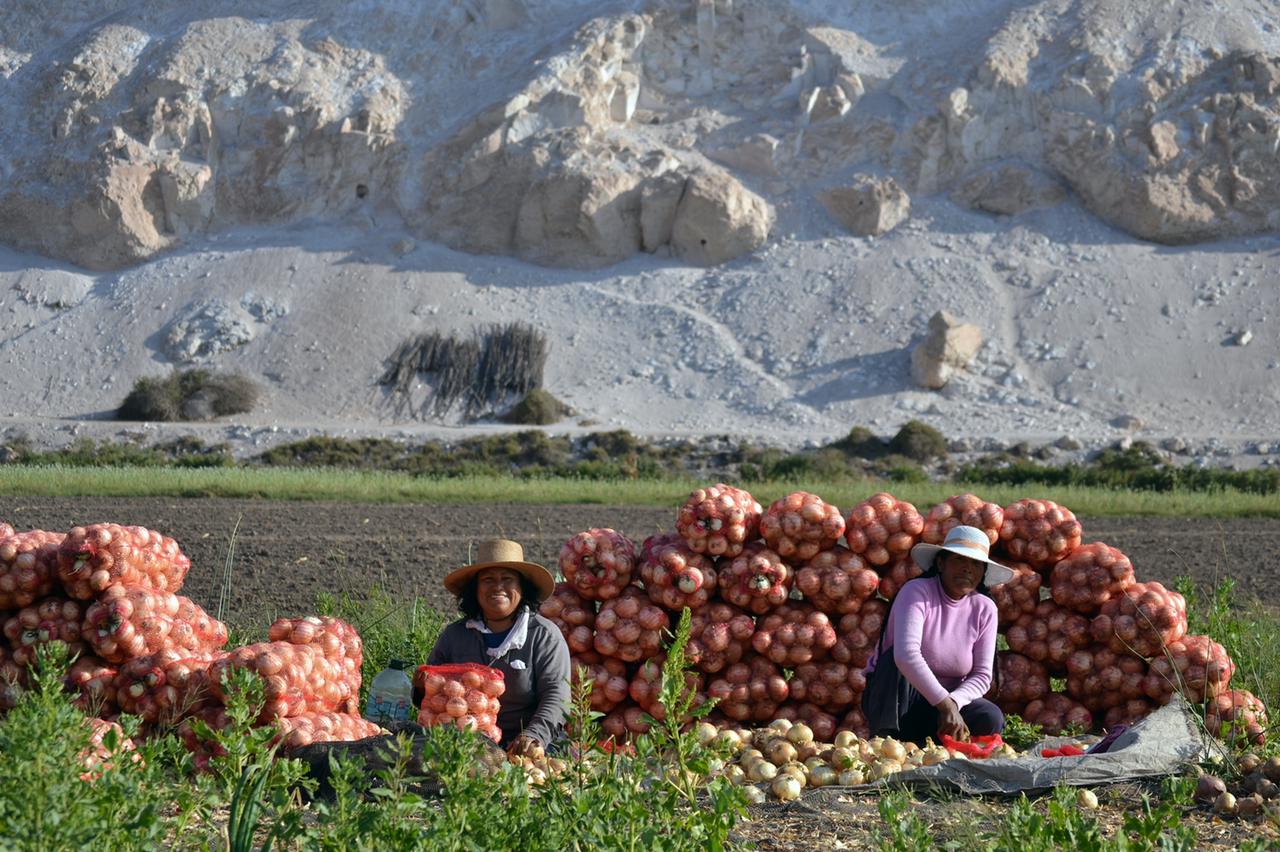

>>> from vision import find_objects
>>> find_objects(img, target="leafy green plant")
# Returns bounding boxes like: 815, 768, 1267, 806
875, 789, 934, 851
1000, 714, 1045, 750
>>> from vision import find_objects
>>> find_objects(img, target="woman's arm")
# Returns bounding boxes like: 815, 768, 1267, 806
892, 588, 952, 707
947, 600, 997, 709
520, 621, 572, 746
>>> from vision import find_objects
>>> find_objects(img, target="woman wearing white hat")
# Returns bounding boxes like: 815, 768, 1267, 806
425, 539, 571, 756
862, 525, 1014, 745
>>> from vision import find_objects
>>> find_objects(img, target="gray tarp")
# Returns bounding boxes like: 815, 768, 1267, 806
822, 697, 1224, 797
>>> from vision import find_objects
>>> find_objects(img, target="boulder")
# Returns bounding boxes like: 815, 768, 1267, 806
819, 176, 910, 237
910, 311, 983, 390
952, 164, 1066, 216
669, 170, 773, 266
163, 300, 256, 364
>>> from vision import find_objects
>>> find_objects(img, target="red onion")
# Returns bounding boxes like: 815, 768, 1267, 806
593, 585, 668, 662
639, 537, 717, 610
1089, 581, 1187, 658
676, 484, 762, 557
751, 602, 839, 667
718, 542, 792, 614
921, 493, 1002, 546
985, 651, 1050, 716
686, 601, 756, 673
1049, 543, 1135, 616
997, 499, 1082, 571
794, 546, 880, 615
540, 583, 598, 655
1143, 635, 1234, 704
559, 528, 637, 601
843, 492, 924, 568
759, 491, 845, 564
989, 562, 1042, 628
1023, 692, 1093, 735
1205, 689, 1268, 746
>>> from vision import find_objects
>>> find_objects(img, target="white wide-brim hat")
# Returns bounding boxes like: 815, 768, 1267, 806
910, 524, 1016, 587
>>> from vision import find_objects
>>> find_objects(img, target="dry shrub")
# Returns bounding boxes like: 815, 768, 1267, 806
117, 370, 259, 422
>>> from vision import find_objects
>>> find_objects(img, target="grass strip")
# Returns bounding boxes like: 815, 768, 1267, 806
3, 464, 1280, 516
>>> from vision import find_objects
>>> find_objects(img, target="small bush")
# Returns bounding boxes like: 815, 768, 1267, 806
500, 389, 572, 425
831, 425, 888, 459
888, 420, 948, 462
117, 370, 259, 422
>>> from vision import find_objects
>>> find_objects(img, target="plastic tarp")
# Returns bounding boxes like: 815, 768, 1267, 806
816, 697, 1222, 797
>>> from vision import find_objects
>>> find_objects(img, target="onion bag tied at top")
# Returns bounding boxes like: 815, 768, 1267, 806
415, 663, 505, 742
56, 523, 191, 599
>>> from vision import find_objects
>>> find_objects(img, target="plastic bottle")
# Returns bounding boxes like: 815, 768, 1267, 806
364, 658, 413, 724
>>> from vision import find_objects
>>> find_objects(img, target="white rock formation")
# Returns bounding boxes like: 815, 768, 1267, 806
911, 311, 984, 390
819, 176, 910, 237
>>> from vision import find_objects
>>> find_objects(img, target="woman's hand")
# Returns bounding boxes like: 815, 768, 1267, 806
935, 697, 969, 741
507, 735, 543, 758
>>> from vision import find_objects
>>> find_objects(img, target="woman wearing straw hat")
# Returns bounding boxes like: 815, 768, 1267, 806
862, 525, 1015, 746
426, 539, 571, 756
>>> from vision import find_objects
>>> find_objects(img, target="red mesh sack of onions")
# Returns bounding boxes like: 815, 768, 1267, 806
628, 655, 706, 722
1142, 635, 1234, 704
275, 711, 385, 750
416, 663, 505, 742
775, 702, 839, 742
877, 556, 924, 602
1023, 692, 1093, 735
685, 602, 756, 674
839, 705, 870, 739
639, 537, 717, 610
1103, 699, 1157, 729
84, 586, 228, 664
989, 563, 1042, 628
717, 543, 792, 614
211, 641, 359, 722
0, 521, 13, 539
829, 599, 889, 669
706, 655, 789, 722
843, 492, 924, 568
788, 660, 863, 712
600, 702, 653, 740
1004, 599, 1091, 674
79, 718, 141, 782
1064, 645, 1147, 712
539, 583, 597, 655
1089, 581, 1187, 658
751, 602, 838, 666
0, 530, 64, 610
56, 524, 190, 599
559, 528, 636, 601
594, 585, 668, 662
794, 547, 880, 615
572, 655, 630, 712
759, 491, 845, 564
2, 597, 88, 666
997, 499, 1082, 571
1205, 689, 1268, 746
65, 655, 120, 713
267, 616, 364, 681
985, 652, 1049, 716
113, 650, 220, 724
921, 493, 1002, 546
1049, 543, 1135, 616
676, 483, 762, 557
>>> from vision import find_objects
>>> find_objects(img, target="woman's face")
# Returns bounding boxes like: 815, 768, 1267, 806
938, 552, 985, 599
476, 567, 523, 623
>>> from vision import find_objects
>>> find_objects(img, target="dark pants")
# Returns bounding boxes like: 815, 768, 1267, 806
893, 695, 1005, 746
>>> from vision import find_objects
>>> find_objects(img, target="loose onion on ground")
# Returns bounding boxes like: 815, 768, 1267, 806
759, 492, 845, 564
676, 484, 762, 557
997, 499, 1082, 571
559, 529, 636, 601
1049, 543, 1135, 616
843, 492, 923, 568
718, 543, 792, 615
921, 493, 1002, 546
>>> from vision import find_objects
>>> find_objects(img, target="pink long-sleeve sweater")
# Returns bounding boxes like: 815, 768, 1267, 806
871, 575, 997, 709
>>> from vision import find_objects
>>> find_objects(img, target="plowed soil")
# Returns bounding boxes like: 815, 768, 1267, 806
2, 497, 1277, 627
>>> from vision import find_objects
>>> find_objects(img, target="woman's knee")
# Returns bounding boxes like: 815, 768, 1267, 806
961, 699, 1004, 736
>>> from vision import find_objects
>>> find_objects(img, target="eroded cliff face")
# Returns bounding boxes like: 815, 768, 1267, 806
1, 0, 1278, 271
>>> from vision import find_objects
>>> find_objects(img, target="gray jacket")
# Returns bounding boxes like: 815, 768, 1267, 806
427, 609, 571, 747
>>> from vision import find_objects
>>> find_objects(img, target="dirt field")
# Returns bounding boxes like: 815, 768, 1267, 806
3, 496, 1278, 627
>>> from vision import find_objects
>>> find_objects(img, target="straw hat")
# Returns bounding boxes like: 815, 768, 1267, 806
443, 539, 556, 600
909, 525, 1015, 587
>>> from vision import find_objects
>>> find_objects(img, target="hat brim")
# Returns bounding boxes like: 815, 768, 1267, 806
443, 559, 557, 600
910, 541, 1016, 587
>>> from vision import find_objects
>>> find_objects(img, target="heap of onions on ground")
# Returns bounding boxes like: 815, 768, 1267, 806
538, 484, 1262, 745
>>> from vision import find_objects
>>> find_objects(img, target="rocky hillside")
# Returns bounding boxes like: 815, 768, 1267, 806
0, 0, 1277, 460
